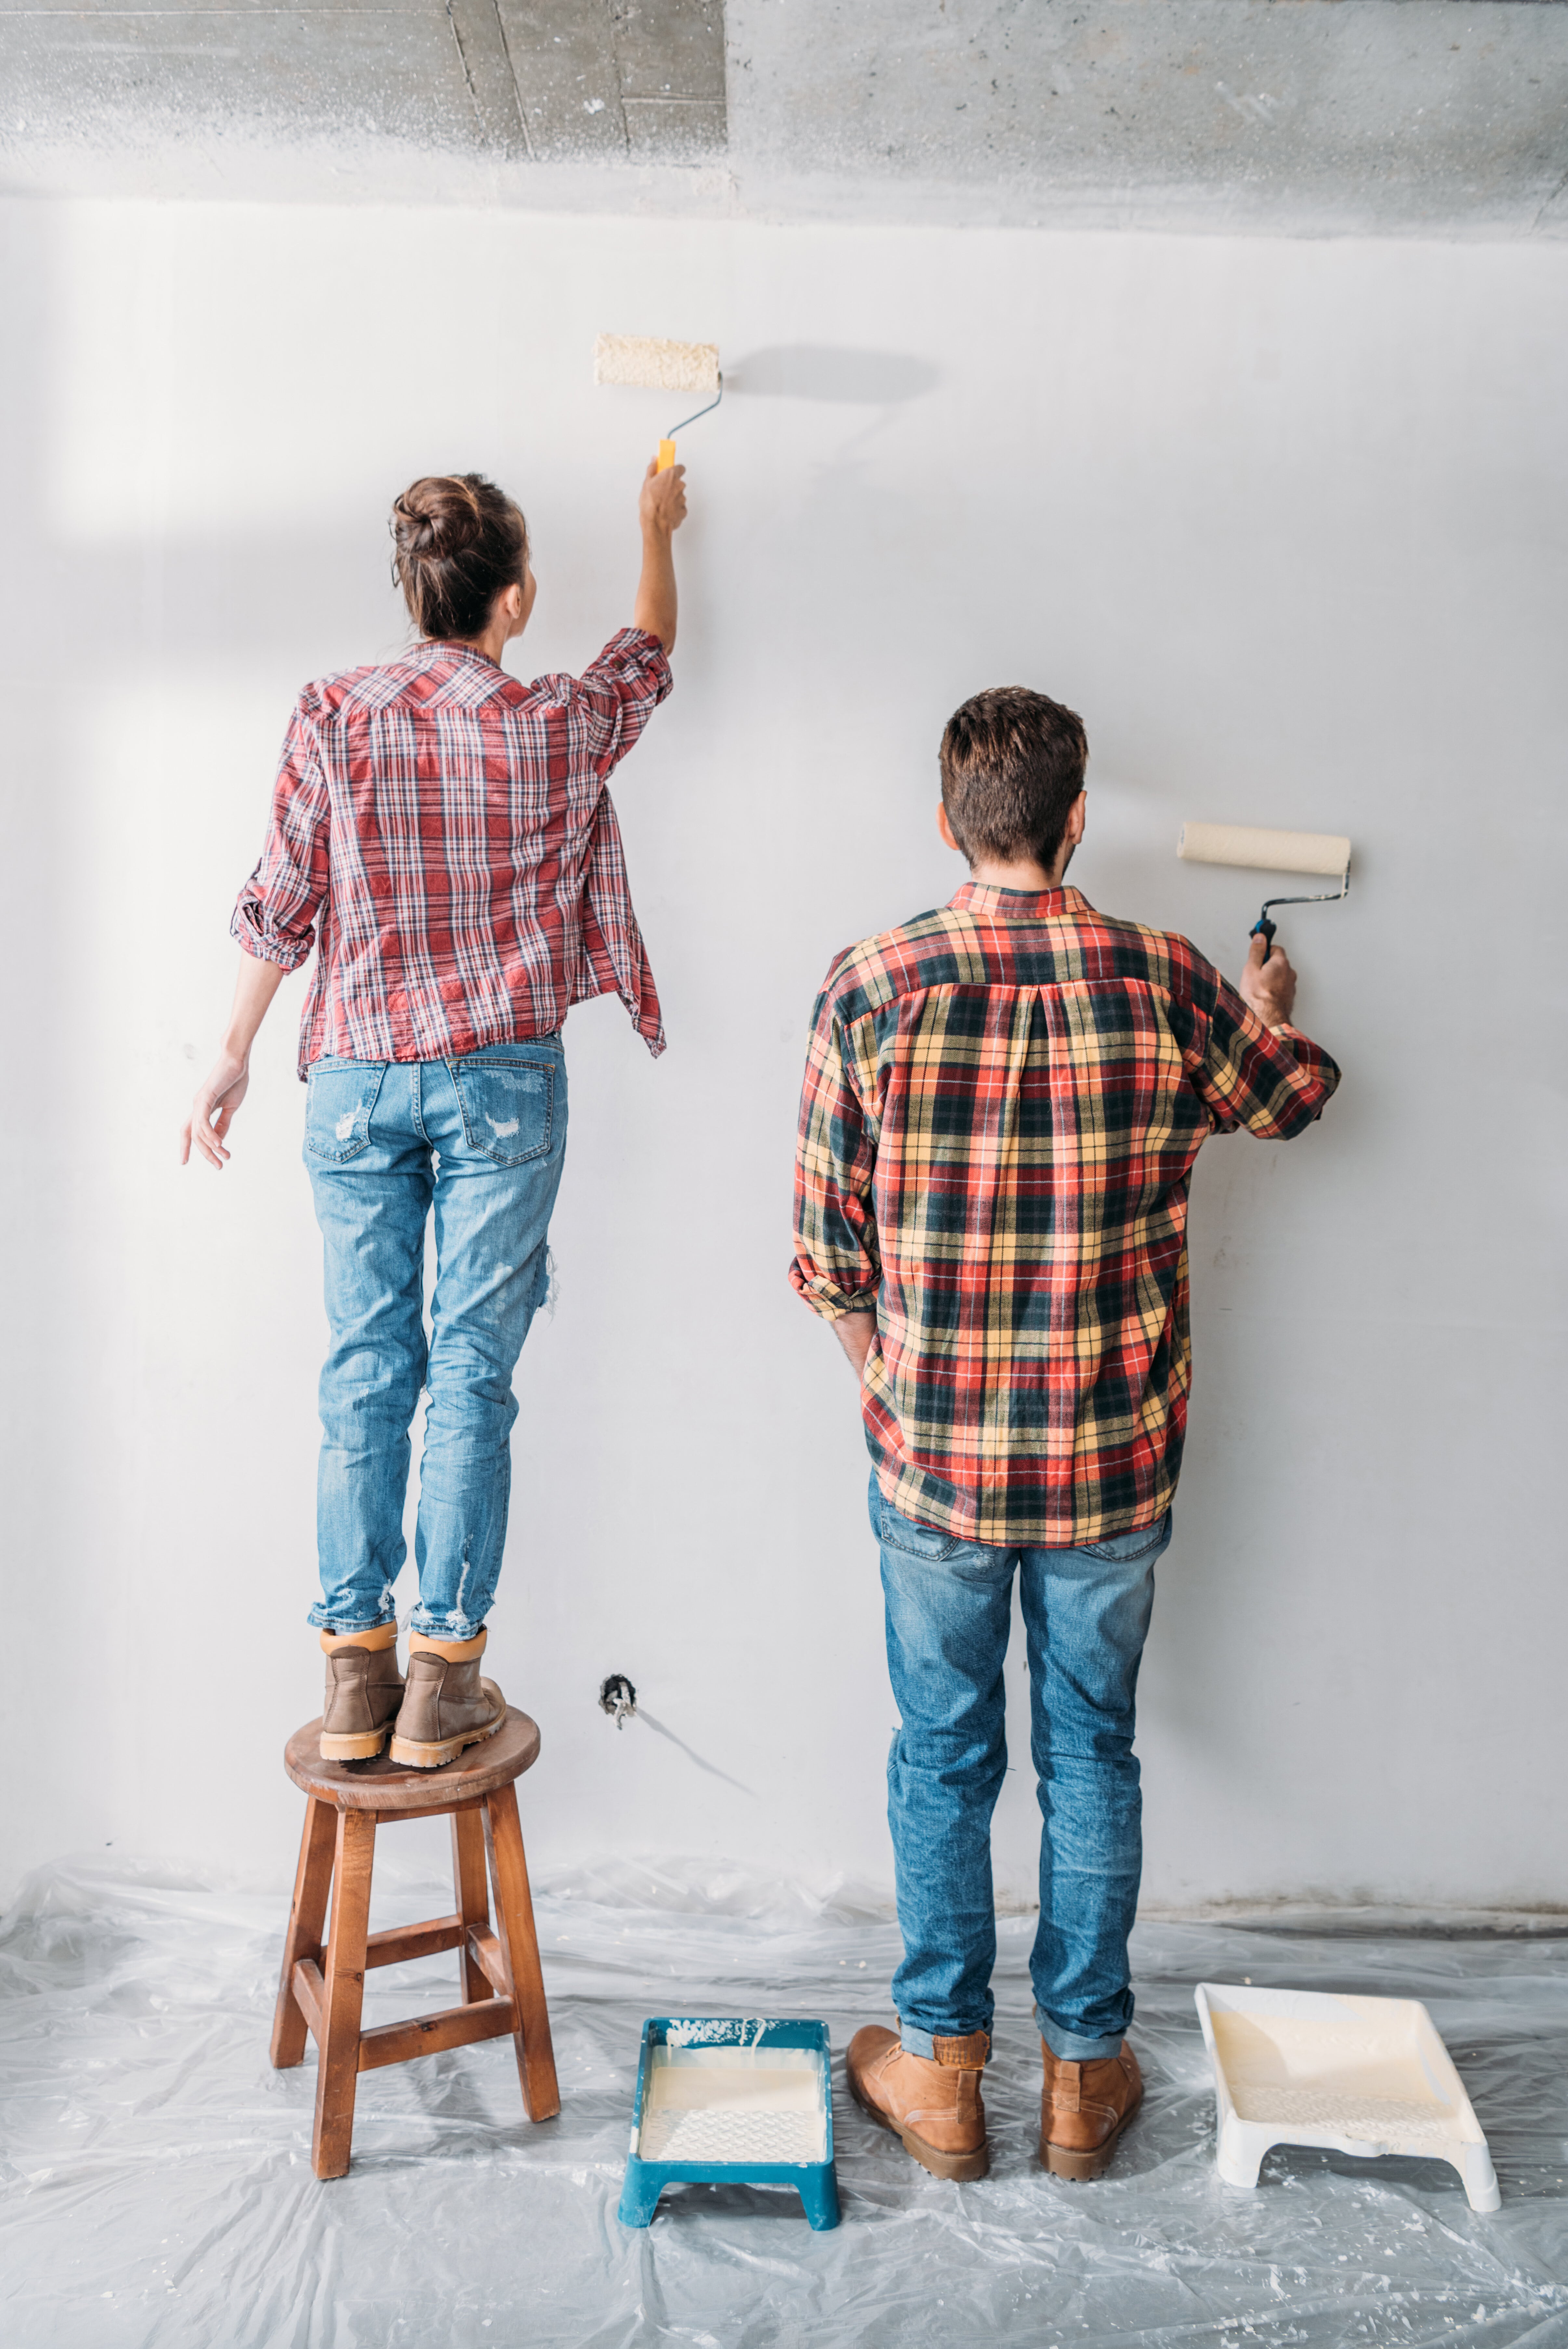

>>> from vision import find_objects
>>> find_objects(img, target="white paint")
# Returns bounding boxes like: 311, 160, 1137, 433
334, 1109, 357, 1140
2, 198, 1565, 1920
662, 2018, 736, 2048
486, 1115, 520, 1139
640, 2045, 826, 2163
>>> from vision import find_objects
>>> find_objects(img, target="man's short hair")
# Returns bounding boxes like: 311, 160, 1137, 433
939, 687, 1088, 872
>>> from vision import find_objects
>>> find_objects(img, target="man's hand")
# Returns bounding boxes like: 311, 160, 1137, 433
639, 457, 687, 536
181, 1050, 251, 1170
1237, 931, 1298, 1030
833, 1309, 877, 1381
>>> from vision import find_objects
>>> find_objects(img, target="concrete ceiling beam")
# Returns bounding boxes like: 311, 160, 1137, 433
0, 0, 1563, 233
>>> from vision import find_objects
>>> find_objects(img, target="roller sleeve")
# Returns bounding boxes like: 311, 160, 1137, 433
1178, 823, 1351, 878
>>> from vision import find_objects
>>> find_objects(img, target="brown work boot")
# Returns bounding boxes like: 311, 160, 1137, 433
319, 1623, 404, 1762
847, 2024, 990, 2181
1039, 2038, 1143, 2179
388, 1629, 507, 1768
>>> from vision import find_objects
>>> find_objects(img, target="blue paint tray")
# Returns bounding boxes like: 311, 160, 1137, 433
617, 2017, 840, 2230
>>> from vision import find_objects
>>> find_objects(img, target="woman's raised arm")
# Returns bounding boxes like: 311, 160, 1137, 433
632, 458, 687, 650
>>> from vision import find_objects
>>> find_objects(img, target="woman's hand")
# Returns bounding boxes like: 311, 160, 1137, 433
180, 951, 287, 1170
639, 456, 688, 535
182, 1051, 251, 1170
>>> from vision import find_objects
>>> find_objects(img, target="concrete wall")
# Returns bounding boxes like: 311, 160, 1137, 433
7, 2, 1567, 237
2, 198, 1563, 1912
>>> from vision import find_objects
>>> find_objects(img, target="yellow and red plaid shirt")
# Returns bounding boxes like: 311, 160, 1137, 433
790, 884, 1340, 1547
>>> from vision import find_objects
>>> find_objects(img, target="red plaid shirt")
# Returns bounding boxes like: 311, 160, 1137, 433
232, 629, 672, 1076
791, 884, 1340, 1547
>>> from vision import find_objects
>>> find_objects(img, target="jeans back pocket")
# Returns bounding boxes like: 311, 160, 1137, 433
1080, 1512, 1173, 1564
305, 1061, 386, 1162
875, 1487, 967, 1563
452, 1056, 554, 1165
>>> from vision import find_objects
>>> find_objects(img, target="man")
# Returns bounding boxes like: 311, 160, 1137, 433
790, 688, 1339, 2182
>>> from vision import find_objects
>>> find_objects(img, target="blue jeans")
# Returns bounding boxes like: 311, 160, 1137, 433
873, 1476, 1171, 2062
303, 1039, 567, 1639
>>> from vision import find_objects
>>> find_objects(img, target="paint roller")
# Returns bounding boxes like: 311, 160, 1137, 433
593, 335, 722, 471
1178, 822, 1351, 961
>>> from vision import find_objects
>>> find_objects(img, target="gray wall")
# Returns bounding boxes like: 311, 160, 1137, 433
1, 197, 1563, 1911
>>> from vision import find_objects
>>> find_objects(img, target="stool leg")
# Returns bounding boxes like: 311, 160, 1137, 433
451, 1807, 494, 2005
270, 1796, 337, 2070
483, 1783, 560, 2123
313, 1807, 376, 2179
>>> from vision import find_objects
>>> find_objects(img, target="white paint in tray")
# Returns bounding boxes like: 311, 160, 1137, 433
637, 2046, 828, 2166
1195, 1983, 1500, 2211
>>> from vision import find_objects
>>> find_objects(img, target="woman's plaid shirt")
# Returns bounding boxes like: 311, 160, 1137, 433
232, 629, 672, 1077
791, 884, 1340, 1547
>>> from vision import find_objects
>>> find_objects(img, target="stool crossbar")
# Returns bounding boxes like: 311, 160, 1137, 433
270, 1707, 558, 2178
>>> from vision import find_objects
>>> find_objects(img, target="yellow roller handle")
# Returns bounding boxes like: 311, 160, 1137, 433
656, 439, 677, 472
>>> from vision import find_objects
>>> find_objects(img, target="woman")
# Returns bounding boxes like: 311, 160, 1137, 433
181, 458, 687, 1765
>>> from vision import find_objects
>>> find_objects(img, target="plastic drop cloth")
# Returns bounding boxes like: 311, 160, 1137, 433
2, 1855, 1566, 2349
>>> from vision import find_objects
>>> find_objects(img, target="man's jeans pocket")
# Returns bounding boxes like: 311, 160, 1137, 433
305, 1061, 386, 1162
450, 1055, 555, 1166
1079, 1513, 1173, 1564
873, 1482, 969, 1564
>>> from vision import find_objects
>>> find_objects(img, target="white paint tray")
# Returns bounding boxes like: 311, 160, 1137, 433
1195, 1982, 1499, 2211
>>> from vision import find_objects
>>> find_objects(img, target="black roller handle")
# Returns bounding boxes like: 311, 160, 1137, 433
1250, 910, 1278, 962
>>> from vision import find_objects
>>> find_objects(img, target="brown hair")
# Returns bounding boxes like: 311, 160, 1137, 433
939, 686, 1088, 871
390, 473, 529, 641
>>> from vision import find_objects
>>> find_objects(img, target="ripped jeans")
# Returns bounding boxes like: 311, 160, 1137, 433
303, 1038, 567, 1640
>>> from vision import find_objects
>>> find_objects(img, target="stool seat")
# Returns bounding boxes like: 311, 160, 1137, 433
283, 1707, 542, 1809
270, 1705, 558, 2178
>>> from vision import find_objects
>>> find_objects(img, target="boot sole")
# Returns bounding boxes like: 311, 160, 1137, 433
849, 2071, 990, 2182
388, 1685, 507, 1771
320, 1727, 391, 1761
1041, 2088, 1143, 2181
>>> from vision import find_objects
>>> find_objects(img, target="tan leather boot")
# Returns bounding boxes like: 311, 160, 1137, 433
319, 1623, 404, 1762
847, 2024, 990, 2181
1039, 2038, 1143, 2179
388, 1629, 507, 1768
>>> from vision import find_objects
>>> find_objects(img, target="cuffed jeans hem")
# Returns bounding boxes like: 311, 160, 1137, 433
306, 1603, 399, 1634
1035, 2004, 1128, 2061
408, 1604, 488, 1640
899, 2023, 992, 2063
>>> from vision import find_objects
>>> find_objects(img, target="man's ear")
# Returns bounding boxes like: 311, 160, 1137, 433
937, 801, 962, 856
1065, 791, 1087, 846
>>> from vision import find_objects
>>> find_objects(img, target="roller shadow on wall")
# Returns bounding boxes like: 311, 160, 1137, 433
726, 346, 940, 478
724, 347, 940, 405
718, 346, 944, 667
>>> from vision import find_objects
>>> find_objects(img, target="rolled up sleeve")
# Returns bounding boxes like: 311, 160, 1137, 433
231, 702, 330, 971
1187, 965, 1341, 1138
573, 628, 673, 778
790, 985, 883, 1322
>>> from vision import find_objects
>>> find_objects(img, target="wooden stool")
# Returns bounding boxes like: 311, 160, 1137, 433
270, 1706, 559, 2178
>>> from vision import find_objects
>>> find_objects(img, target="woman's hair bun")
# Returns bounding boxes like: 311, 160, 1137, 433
393, 475, 484, 559
390, 473, 528, 642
